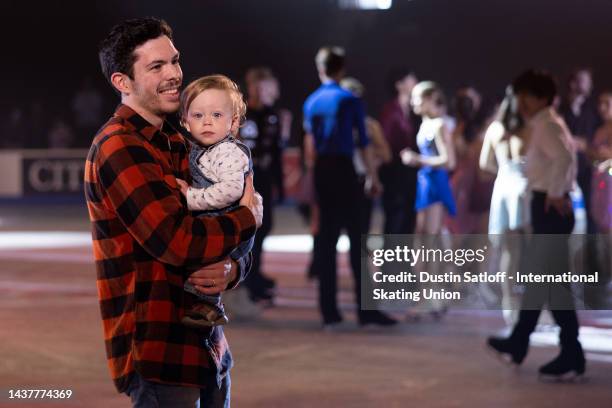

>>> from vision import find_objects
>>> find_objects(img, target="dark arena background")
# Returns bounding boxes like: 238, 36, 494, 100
1, 1, 611, 407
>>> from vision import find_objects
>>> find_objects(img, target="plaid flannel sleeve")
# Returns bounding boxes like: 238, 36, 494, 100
94, 133, 257, 272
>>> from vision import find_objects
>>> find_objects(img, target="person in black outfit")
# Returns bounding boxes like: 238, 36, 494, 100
487, 70, 585, 381
378, 68, 421, 235
559, 68, 603, 298
303, 47, 397, 329
240, 67, 285, 302
559, 68, 602, 235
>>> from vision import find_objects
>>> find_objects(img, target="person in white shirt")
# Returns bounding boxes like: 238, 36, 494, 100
487, 70, 585, 381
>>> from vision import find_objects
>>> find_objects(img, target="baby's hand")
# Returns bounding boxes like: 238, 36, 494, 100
176, 178, 189, 196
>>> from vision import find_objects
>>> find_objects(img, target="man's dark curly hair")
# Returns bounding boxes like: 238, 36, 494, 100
98, 17, 173, 86
512, 69, 557, 106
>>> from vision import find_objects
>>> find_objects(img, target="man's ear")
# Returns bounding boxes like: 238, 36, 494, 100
110, 72, 131, 95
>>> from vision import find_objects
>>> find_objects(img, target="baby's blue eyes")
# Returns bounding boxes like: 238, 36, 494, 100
191, 112, 223, 119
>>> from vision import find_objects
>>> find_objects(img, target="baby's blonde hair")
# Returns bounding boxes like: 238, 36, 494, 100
180, 74, 247, 135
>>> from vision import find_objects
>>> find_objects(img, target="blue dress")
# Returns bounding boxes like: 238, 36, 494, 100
414, 118, 457, 216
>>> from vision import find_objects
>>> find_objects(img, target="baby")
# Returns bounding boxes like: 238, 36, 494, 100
177, 74, 255, 328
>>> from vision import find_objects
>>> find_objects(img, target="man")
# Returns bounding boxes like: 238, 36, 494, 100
559, 68, 603, 294
239, 67, 286, 302
303, 46, 396, 329
487, 70, 585, 381
86, 18, 262, 407
378, 69, 420, 235
559, 69, 601, 223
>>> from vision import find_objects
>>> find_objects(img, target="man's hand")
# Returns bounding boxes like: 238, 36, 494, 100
597, 158, 612, 172
365, 174, 383, 198
188, 258, 237, 295
545, 195, 573, 216
573, 136, 588, 152
176, 178, 189, 196
240, 173, 263, 227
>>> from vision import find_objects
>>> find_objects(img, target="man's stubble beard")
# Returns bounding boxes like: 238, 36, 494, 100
133, 82, 179, 118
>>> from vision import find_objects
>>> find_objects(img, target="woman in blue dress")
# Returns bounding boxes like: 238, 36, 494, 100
401, 81, 457, 234
400, 81, 457, 320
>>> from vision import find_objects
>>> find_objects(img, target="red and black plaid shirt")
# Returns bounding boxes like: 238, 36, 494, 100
84, 104, 256, 392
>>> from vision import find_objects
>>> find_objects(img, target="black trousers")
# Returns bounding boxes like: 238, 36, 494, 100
243, 167, 274, 295
577, 163, 596, 234
379, 160, 418, 234
577, 165, 602, 283
512, 192, 580, 350
358, 176, 374, 234
313, 155, 366, 323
